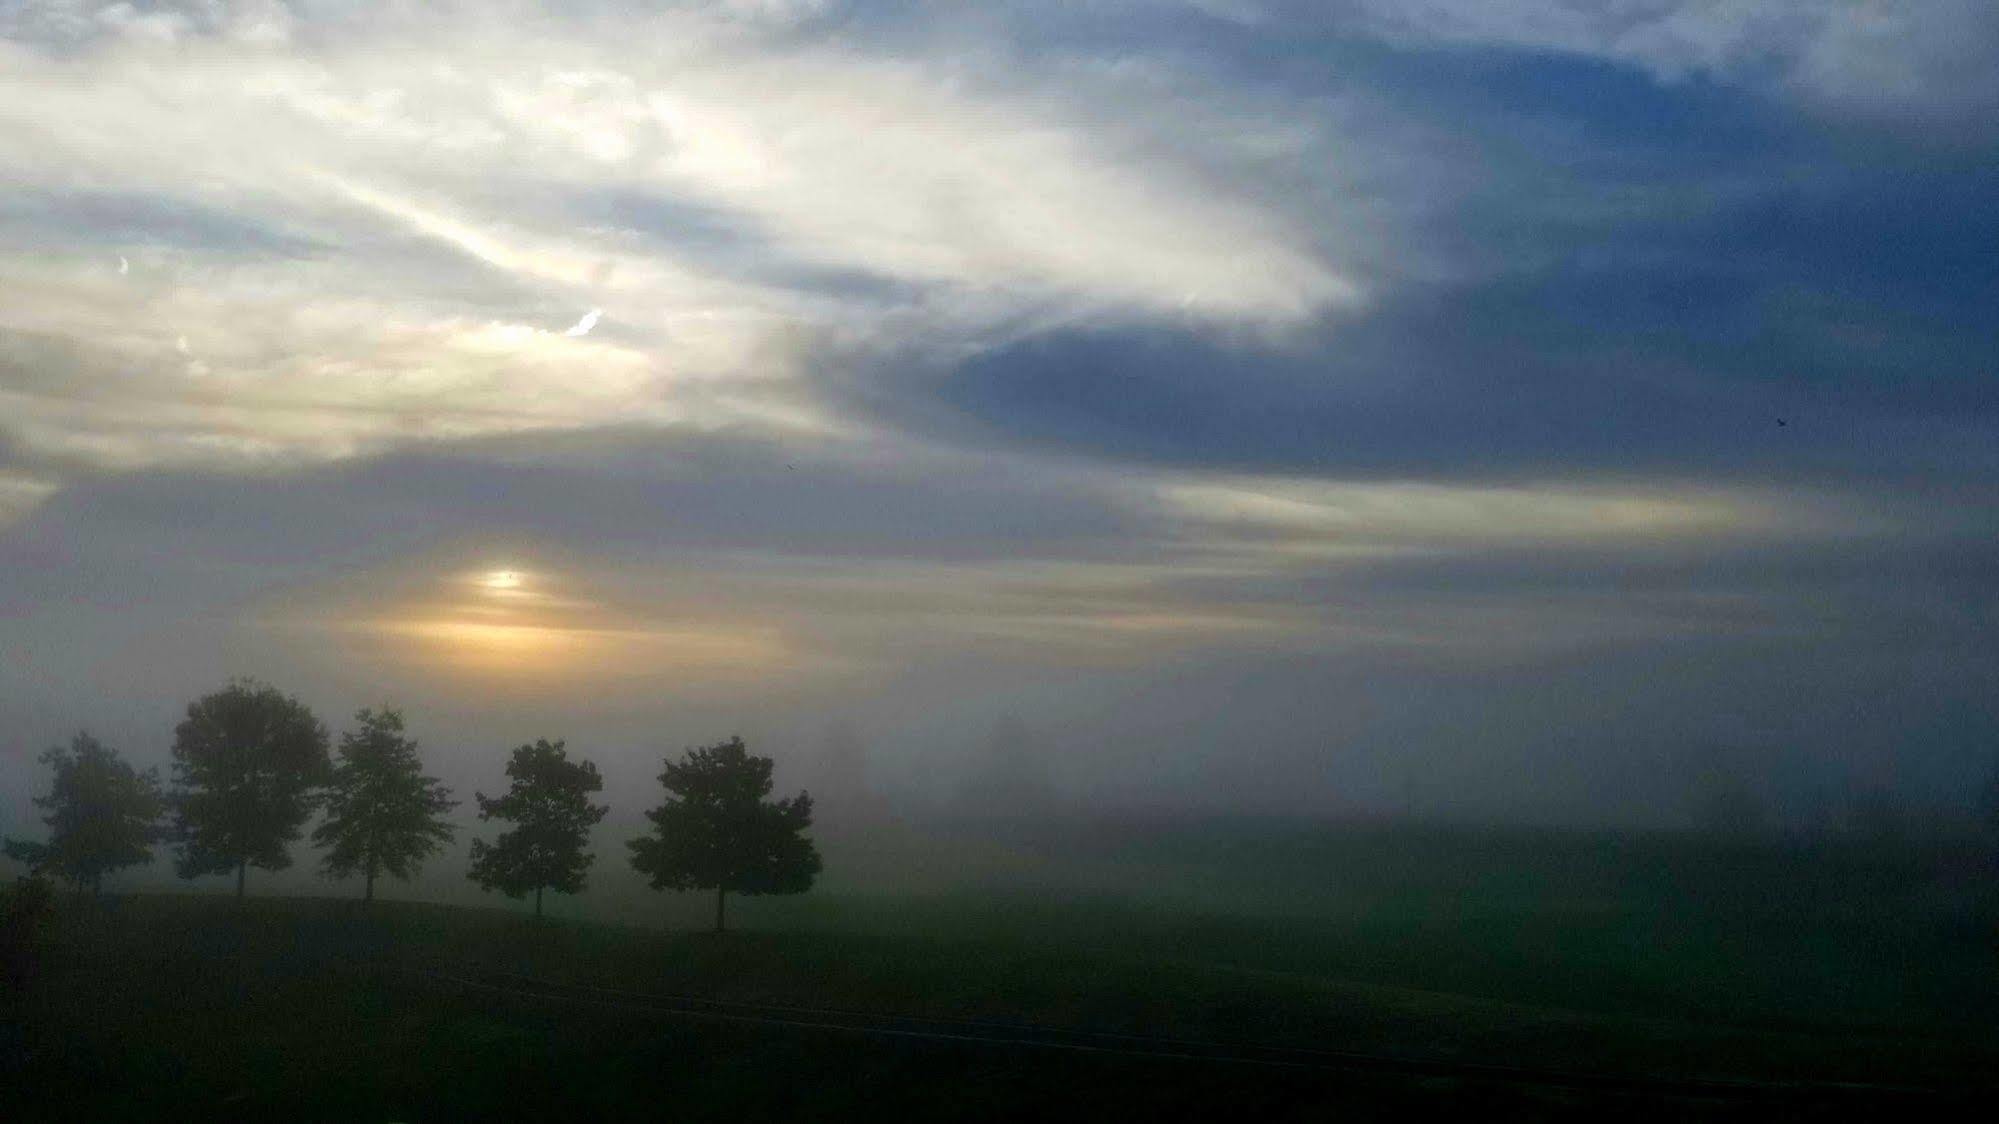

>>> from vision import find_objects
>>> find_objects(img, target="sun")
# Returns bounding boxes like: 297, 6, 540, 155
480, 568, 524, 592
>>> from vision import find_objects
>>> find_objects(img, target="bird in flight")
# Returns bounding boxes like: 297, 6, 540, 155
564, 308, 602, 337
1775, 418, 1789, 427
117, 255, 129, 275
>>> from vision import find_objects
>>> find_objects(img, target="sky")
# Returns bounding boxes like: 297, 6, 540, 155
1, 1, 1996, 836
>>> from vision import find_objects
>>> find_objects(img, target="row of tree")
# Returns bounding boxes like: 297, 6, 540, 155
4, 680, 821, 930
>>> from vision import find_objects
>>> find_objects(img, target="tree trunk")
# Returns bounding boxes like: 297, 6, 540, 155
535, 886, 544, 918
235, 861, 246, 899
715, 885, 726, 933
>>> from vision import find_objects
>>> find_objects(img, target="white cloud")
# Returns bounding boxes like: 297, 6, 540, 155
1156, 476, 1861, 552
1332, 0, 1998, 121
0, 470, 57, 527
0, 2, 1363, 477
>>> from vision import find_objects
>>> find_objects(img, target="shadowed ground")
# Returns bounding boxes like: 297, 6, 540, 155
7, 865, 1994, 1120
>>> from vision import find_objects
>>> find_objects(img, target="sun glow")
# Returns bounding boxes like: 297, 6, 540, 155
292, 560, 803, 683
381, 616, 788, 679
480, 568, 524, 592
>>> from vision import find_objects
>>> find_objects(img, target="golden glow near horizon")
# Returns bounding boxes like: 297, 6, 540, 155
381, 616, 787, 678
267, 470, 1857, 692
312, 560, 803, 685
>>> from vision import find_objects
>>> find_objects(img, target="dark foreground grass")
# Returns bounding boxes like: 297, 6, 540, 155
5, 888, 1995, 1121
6, 947, 1694, 1124
814, 822, 1999, 1035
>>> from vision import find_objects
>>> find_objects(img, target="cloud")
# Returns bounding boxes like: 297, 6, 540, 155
5, 427, 1986, 819
26, 3, 1983, 494
851, 151, 1999, 489
1281, 0, 1999, 125
0, 469, 56, 527
0, 1, 1383, 479
0, 423, 1904, 674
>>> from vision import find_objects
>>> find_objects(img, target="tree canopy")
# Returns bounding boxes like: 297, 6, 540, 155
312, 708, 457, 902
3, 732, 164, 893
467, 738, 607, 917
169, 680, 331, 897
628, 736, 821, 932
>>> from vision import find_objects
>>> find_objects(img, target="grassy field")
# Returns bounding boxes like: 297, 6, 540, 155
6, 826, 1997, 1119
790, 822, 1999, 1032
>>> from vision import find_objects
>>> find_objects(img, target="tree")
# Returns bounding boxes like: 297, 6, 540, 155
467, 739, 607, 918
628, 737, 821, 932
169, 680, 331, 898
312, 708, 457, 903
3, 733, 164, 893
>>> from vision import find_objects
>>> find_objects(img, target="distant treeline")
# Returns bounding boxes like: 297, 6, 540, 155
3, 679, 819, 930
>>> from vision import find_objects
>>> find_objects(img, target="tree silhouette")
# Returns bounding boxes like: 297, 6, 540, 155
312, 708, 457, 903
467, 739, 607, 918
169, 681, 330, 898
628, 737, 821, 932
3, 733, 164, 894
